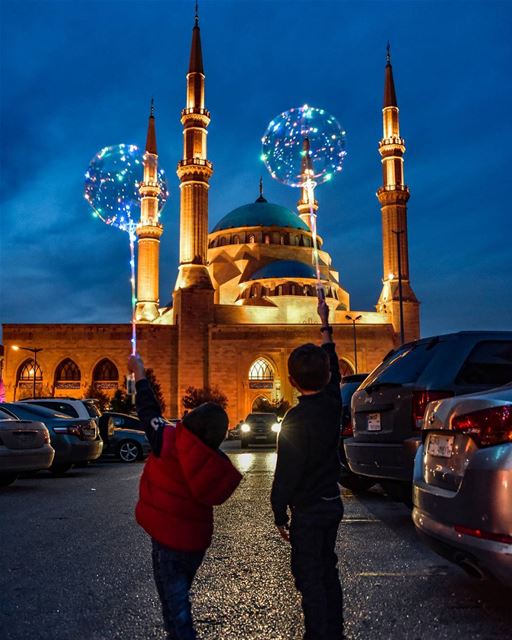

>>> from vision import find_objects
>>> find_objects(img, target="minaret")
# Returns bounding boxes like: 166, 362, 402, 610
135, 99, 163, 322
376, 44, 419, 342
174, 4, 214, 291
296, 137, 318, 229
173, 4, 216, 413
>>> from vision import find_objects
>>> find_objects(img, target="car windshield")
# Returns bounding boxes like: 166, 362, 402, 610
247, 413, 276, 423
1, 403, 70, 420
361, 340, 440, 389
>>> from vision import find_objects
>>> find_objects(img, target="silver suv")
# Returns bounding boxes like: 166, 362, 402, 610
344, 332, 512, 503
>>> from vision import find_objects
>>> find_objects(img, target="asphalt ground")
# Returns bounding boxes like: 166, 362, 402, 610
0, 443, 510, 640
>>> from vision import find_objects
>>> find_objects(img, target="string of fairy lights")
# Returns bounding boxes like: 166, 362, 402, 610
261, 104, 347, 298
84, 143, 169, 355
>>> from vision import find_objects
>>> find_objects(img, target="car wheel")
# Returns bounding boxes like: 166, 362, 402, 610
49, 463, 72, 476
117, 440, 142, 463
240, 439, 250, 449
0, 473, 18, 487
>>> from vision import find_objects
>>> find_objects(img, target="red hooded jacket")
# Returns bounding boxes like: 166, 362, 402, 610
136, 422, 242, 551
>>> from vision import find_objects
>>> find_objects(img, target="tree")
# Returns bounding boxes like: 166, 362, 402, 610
145, 368, 166, 414
252, 396, 290, 418
110, 388, 133, 413
182, 386, 228, 411
84, 384, 110, 412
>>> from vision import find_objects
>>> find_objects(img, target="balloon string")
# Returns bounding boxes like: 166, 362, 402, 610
129, 222, 137, 356
305, 178, 324, 301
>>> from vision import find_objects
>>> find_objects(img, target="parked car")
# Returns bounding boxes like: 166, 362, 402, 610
338, 374, 374, 491
344, 332, 512, 503
100, 411, 143, 432
240, 412, 280, 448
20, 397, 101, 423
413, 383, 512, 586
0, 409, 55, 486
0, 403, 103, 475
102, 426, 151, 463
228, 422, 242, 440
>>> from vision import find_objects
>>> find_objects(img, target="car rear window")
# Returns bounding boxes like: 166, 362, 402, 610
361, 341, 439, 389
2, 404, 69, 420
341, 383, 361, 404
29, 401, 79, 417
455, 341, 512, 386
84, 401, 100, 418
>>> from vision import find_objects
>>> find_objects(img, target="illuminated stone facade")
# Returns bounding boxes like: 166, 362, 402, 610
1, 17, 419, 425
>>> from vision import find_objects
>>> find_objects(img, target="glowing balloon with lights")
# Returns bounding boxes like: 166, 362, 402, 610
84, 143, 169, 355
261, 105, 347, 298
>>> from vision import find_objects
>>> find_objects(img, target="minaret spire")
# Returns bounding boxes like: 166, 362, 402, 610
376, 46, 419, 342
189, 2, 204, 74
136, 101, 163, 322
145, 97, 157, 155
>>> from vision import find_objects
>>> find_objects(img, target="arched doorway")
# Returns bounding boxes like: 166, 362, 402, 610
247, 357, 281, 416
339, 358, 354, 378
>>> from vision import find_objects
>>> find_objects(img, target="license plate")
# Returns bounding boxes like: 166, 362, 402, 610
255, 435, 267, 440
367, 413, 381, 431
427, 434, 454, 458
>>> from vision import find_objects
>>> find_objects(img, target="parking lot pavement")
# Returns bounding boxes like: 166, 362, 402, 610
0, 445, 510, 640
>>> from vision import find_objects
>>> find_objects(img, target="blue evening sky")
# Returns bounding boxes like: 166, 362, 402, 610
1, 0, 511, 337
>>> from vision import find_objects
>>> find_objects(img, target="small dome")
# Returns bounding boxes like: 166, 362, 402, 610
211, 200, 309, 233
248, 260, 317, 281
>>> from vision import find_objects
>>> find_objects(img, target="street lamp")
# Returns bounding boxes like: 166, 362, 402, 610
12, 346, 44, 398
391, 229, 405, 345
345, 314, 362, 374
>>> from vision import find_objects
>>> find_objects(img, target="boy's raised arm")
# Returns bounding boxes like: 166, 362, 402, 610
317, 300, 342, 399
127, 354, 166, 456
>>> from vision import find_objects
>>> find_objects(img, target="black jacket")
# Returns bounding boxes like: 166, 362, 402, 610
271, 342, 342, 527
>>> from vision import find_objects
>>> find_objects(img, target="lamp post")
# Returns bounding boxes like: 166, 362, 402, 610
345, 314, 362, 373
12, 346, 44, 398
391, 229, 405, 345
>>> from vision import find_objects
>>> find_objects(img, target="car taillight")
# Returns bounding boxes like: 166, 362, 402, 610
412, 390, 454, 430
53, 425, 83, 439
455, 524, 512, 545
341, 415, 353, 437
451, 405, 512, 447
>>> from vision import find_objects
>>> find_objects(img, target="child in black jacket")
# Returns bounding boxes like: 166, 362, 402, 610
271, 299, 344, 640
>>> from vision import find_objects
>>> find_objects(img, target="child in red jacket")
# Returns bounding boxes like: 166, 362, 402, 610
128, 354, 242, 640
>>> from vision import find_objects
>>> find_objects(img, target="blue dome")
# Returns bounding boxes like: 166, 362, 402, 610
248, 260, 317, 281
211, 200, 309, 233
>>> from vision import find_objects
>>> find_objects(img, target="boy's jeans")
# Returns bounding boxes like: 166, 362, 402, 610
151, 539, 205, 640
290, 498, 344, 640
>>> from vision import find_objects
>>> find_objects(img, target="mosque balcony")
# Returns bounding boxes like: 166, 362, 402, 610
178, 158, 213, 170
377, 184, 409, 193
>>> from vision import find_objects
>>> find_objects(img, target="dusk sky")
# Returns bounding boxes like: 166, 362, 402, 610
1, 0, 511, 338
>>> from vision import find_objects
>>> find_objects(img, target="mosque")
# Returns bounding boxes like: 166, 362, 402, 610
2, 12, 420, 422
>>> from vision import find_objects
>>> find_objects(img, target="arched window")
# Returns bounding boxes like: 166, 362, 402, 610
233, 235, 240, 244
264, 234, 270, 244
55, 358, 81, 382
93, 359, 118, 381
248, 234, 255, 244
249, 358, 274, 382
219, 236, 226, 246
17, 359, 43, 384
280, 235, 285, 245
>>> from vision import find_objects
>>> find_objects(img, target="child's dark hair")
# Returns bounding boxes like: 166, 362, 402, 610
182, 402, 228, 449
288, 343, 330, 391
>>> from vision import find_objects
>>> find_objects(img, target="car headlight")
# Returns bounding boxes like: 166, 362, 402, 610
271, 423, 281, 433
241, 423, 251, 433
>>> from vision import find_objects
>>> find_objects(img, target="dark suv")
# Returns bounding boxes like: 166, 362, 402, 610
344, 332, 512, 502
240, 412, 280, 448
